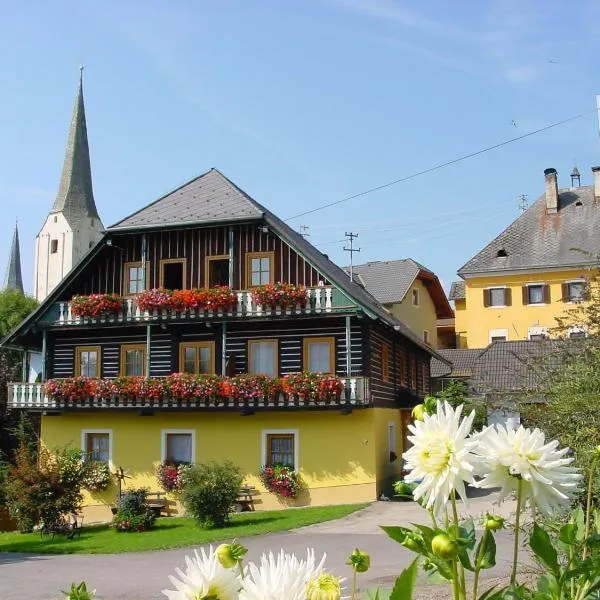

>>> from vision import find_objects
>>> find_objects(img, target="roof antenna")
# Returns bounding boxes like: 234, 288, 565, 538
299, 225, 310, 239
570, 165, 581, 187
518, 194, 528, 212
343, 232, 360, 282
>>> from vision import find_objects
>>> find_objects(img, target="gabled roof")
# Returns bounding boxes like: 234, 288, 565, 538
449, 281, 465, 301
458, 186, 600, 277
110, 168, 263, 230
430, 348, 482, 378
3, 168, 445, 360
52, 72, 99, 221
344, 259, 453, 319
4, 222, 23, 293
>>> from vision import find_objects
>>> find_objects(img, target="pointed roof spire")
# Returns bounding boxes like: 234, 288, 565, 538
51, 67, 99, 220
4, 220, 24, 294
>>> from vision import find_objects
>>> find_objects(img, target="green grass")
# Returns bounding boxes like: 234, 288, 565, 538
0, 504, 367, 554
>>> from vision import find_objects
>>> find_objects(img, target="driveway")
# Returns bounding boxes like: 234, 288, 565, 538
0, 492, 533, 600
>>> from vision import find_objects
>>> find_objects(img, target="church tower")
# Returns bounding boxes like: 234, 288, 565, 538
34, 68, 104, 301
4, 221, 24, 294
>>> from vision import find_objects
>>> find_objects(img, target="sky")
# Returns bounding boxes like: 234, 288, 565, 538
1, 1, 600, 297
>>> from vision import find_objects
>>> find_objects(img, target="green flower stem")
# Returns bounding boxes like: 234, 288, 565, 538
511, 479, 524, 585
472, 528, 489, 600
428, 508, 438, 530
451, 558, 461, 600
237, 559, 245, 580
583, 455, 600, 560
450, 493, 466, 600
351, 568, 357, 600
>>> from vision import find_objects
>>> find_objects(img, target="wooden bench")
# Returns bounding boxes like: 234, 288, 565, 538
111, 491, 167, 517
235, 486, 260, 512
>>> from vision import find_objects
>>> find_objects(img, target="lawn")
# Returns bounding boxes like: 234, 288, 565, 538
0, 504, 366, 554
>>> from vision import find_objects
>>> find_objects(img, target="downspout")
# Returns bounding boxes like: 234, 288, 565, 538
228, 226, 234, 288
345, 315, 352, 376
146, 324, 152, 378
41, 330, 47, 382
141, 234, 148, 290
221, 322, 227, 375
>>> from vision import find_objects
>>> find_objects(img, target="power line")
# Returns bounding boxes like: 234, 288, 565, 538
343, 232, 360, 281
285, 107, 598, 221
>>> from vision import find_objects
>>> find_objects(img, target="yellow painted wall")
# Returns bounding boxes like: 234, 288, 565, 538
461, 269, 589, 348
386, 279, 438, 347
41, 409, 384, 522
454, 299, 468, 349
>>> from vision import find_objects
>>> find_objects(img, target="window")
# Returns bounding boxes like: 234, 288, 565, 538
248, 339, 278, 377
564, 281, 586, 303
568, 326, 587, 339
161, 430, 195, 464
160, 258, 186, 290
398, 352, 406, 386
489, 328, 508, 343
205, 255, 230, 287
523, 284, 548, 305
303, 337, 335, 374
120, 344, 146, 376
410, 358, 417, 390
124, 261, 147, 295
423, 330, 429, 344
81, 430, 111, 465
388, 422, 397, 463
381, 343, 390, 382
484, 287, 511, 307
75, 346, 100, 377
412, 288, 419, 306
179, 342, 215, 374
246, 252, 274, 287
528, 327, 548, 341
262, 430, 298, 469
53, 216, 57, 223
50, 239, 58, 254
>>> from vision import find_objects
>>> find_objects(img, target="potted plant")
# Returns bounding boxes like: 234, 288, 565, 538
251, 283, 307, 310
136, 288, 173, 312
82, 460, 111, 491
259, 464, 301, 499
156, 462, 191, 493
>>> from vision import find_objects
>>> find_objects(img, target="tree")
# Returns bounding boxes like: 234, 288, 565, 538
0, 288, 38, 338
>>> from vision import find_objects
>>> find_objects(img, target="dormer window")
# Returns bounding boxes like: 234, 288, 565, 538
496, 249, 507, 257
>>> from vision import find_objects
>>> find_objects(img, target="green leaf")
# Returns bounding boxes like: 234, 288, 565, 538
476, 531, 497, 570
559, 523, 577, 546
389, 558, 419, 600
427, 556, 454, 580
530, 523, 559, 575
458, 519, 476, 549
572, 505, 585, 541
457, 546, 475, 572
380, 525, 411, 545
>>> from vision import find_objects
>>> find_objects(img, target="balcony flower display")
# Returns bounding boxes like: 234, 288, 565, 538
170, 288, 205, 312
282, 372, 344, 402
203, 286, 237, 312
259, 464, 301, 499
164, 373, 222, 402
156, 461, 191, 493
224, 374, 283, 401
135, 288, 173, 312
70, 293, 122, 318
45, 376, 92, 401
251, 283, 308, 310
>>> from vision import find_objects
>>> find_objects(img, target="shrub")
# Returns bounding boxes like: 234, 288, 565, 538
180, 461, 243, 528
113, 488, 156, 532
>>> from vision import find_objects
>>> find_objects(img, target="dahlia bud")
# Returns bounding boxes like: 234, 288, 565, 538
306, 572, 342, 600
431, 533, 458, 559
215, 542, 247, 569
346, 548, 370, 573
483, 514, 504, 531
411, 404, 425, 421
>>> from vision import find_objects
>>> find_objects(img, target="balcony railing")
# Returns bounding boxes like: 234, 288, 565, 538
8, 377, 370, 411
49, 287, 355, 326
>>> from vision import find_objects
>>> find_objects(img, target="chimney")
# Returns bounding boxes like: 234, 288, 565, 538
544, 168, 559, 213
592, 167, 600, 200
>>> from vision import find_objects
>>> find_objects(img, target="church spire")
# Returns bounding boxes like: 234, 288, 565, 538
51, 66, 99, 220
4, 221, 24, 294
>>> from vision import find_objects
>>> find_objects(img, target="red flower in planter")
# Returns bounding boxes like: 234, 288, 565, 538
71, 294, 122, 318
282, 372, 343, 402
251, 283, 308, 310
136, 288, 173, 312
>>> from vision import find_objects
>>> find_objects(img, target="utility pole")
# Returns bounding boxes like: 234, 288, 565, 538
518, 194, 528, 212
343, 232, 360, 282
299, 225, 310, 239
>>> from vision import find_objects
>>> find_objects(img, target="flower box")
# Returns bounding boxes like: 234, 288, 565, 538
136, 288, 173, 312
259, 464, 301, 499
70, 294, 122, 318
251, 283, 308, 310
282, 373, 343, 402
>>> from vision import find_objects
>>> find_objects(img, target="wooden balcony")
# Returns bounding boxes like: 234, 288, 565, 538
7, 377, 370, 411
46, 287, 356, 327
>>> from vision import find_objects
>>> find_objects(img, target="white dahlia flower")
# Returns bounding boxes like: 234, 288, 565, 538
403, 400, 479, 516
472, 423, 582, 514
162, 545, 241, 600
239, 548, 326, 600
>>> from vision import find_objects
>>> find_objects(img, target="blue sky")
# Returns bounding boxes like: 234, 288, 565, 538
1, 1, 599, 296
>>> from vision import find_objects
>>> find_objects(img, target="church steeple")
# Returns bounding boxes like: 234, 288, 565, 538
4, 221, 24, 294
51, 66, 99, 220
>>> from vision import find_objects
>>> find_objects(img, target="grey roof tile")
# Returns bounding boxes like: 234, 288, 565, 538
449, 281, 465, 300
458, 187, 600, 276
430, 348, 483, 378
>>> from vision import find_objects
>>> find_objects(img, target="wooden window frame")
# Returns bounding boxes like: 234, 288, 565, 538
381, 343, 390, 382
75, 345, 101, 378
564, 280, 586, 303
204, 254, 230, 288
161, 429, 196, 465
248, 339, 278, 377
81, 429, 112, 467
245, 251, 275, 288
159, 258, 187, 290
483, 287, 511, 308
119, 343, 147, 377
123, 261, 149, 296
523, 283, 549, 305
262, 429, 299, 469
303, 337, 335, 374
178, 341, 216, 374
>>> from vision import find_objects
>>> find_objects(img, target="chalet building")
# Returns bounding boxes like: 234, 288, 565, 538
3, 78, 443, 521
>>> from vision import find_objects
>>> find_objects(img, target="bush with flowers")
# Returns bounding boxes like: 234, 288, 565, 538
259, 464, 301, 499
282, 372, 344, 402
156, 461, 191, 493
251, 282, 308, 309
81, 460, 111, 491
70, 294, 122, 318
135, 288, 173, 312
113, 488, 156, 533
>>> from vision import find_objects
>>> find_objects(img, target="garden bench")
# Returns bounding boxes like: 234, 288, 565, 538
235, 485, 260, 512
111, 491, 167, 517
39, 513, 83, 540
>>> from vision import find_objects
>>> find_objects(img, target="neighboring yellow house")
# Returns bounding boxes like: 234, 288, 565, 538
453, 167, 599, 348
346, 259, 454, 349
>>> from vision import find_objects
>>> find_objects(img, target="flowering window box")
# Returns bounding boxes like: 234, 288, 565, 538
136, 288, 173, 312
70, 294, 122, 318
251, 283, 308, 310
282, 373, 343, 402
